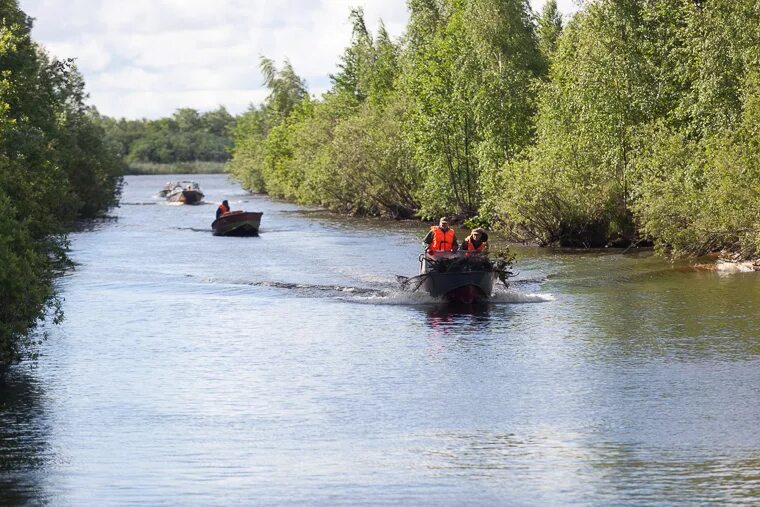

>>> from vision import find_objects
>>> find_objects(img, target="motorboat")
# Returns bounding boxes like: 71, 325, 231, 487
211, 210, 263, 236
399, 251, 510, 304
159, 181, 204, 204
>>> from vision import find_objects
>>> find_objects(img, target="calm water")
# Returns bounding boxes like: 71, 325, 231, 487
2, 174, 759, 505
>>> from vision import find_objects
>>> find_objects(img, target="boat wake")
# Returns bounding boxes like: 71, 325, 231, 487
199, 276, 386, 298
258, 280, 382, 297
490, 289, 555, 303
166, 227, 211, 233
354, 287, 555, 305
197, 275, 554, 305
351, 290, 441, 305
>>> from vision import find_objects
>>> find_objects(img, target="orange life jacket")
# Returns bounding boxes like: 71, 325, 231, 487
218, 203, 230, 215
465, 236, 487, 252
430, 226, 456, 251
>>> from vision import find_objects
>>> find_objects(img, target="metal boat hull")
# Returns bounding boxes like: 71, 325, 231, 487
162, 181, 205, 204
420, 270, 495, 303
166, 189, 204, 204
212, 211, 263, 236
179, 190, 204, 204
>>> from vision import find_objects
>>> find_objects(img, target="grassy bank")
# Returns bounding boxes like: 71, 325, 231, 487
126, 161, 227, 175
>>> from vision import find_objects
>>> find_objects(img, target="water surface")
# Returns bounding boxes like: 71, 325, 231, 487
2, 174, 758, 505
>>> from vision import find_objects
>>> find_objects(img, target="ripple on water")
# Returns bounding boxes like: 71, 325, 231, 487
2, 174, 758, 505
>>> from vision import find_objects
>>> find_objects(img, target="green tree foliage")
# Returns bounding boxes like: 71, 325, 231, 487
230, 10, 419, 218
259, 57, 308, 122
500, 0, 690, 247
228, 58, 309, 194
49, 62, 125, 218
321, 96, 420, 217
680, 0, 760, 136
632, 0, 760, 258
98, 106, 236, 165
536, 0, 563, 68
401, 0, 542, 220
330, 8, 374, 103
228, 0, 759, 261
0, 0, 122, 362
228, 106, 268, 191
498, 0, 759, 258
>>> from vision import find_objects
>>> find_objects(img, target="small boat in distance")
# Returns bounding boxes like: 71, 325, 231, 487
212, 210, 263, 236
159, 181, 205, 204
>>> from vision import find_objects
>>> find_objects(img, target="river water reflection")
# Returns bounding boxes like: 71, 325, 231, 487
1, 174, 758, 505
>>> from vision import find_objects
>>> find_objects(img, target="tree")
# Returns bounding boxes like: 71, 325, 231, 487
536, 0, 563, 69
330, 8, 374, 103
1, 0, 122, 362
259, 57, 308, 122
229, 105, 269, 191
402, 0, 541, 220
500, 0, 687, 246
631, 0, 760, 259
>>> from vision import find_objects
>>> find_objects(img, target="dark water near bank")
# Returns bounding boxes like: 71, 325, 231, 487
2, 174, 759, 505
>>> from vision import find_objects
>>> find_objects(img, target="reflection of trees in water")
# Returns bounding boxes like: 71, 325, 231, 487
560, 267, 760, 361
415, 429, 760, 504
0, 367, 51, 504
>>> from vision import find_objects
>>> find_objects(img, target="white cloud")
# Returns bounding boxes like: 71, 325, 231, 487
19, 0, 578, 119
531, 0, 581, 17
45, 39, 111, 72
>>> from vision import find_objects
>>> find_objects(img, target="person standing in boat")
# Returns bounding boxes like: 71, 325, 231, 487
461, 228, 488, 252
423, 217, 458, 253
216, 200, 230, 219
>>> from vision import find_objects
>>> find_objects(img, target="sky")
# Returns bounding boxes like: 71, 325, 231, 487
19, 0, 580, 119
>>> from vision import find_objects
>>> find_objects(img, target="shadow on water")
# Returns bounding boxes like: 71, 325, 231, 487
72, 216, 119, 233
0, 367, 50, 504
416, 302, 495, 335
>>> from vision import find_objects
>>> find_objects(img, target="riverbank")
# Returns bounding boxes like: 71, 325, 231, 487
126, 161, 227, 175
233, 196, 760, 270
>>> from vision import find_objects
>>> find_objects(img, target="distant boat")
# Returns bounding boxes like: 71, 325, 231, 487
212, 211, 263, 236
159, 181, 204, 204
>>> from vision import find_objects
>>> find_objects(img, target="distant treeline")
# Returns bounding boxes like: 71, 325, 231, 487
229, 0, 760, 261
0, 1, 124, 362
96, 107, 235, 172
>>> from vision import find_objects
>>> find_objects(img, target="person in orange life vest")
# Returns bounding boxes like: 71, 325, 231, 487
216, 200, 230, 219
461, 228, 488, 252
423, 217, 458, 253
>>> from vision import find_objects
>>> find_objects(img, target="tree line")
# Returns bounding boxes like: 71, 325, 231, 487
96, 107, 236, 171
0, 0, 123, 363
229, 0, 759, 260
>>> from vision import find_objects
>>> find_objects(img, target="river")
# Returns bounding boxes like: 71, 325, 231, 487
1, 174, 759, 505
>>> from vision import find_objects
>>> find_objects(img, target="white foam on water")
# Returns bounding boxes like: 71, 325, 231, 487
490, 290, 555, 303
350, 288, 556, 306
715, 260, 756, 273
199, 275, 556, 305
351, 290, 441, 305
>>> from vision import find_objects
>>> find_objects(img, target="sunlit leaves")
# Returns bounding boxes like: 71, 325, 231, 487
402, 0, 541, 220
0, 0, 122, 362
